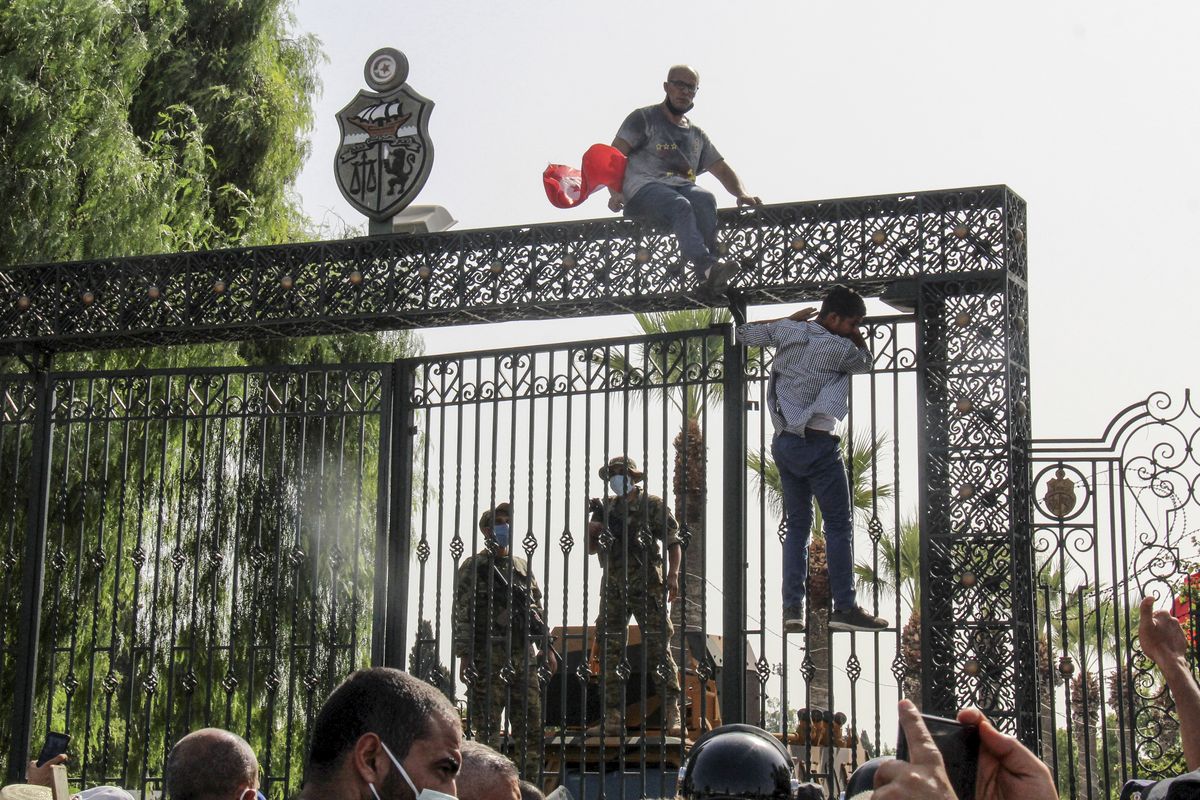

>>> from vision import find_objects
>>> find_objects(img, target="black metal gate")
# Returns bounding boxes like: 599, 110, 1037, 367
392, 315, 936, 795
1031, 390, 1200, 798
1, 364, 389, 795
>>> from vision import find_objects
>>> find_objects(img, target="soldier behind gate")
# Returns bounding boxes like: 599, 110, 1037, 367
452, 502, 557, 781
586, 456, 683, 735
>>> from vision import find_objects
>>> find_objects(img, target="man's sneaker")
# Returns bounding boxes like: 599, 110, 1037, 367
829, 605, 889, 632
704, 260, 739, 292
783, 605, 805, 633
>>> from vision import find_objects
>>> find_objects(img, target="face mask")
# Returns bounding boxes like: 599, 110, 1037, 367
491, 523, 510, 549
369, 739, 456, 800
609, 475, 632, 496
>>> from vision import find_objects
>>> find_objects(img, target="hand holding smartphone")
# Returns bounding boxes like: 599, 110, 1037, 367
897, 714, 979, 800
35, 732, 70, 768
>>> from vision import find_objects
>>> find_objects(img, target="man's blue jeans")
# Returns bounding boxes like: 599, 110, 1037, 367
623, 182, 718, 267
771, 431, 858, 612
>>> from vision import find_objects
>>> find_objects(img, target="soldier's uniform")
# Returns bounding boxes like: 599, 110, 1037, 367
591, 471, 683, 724
452, 546, 546, 781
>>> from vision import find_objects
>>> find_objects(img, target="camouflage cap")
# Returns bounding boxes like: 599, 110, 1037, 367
478, 502, 512, 532
598, 456, 645, 481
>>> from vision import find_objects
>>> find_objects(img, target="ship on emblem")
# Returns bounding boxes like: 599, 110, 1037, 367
334, 83, 435, 222
348, 99, 413, 138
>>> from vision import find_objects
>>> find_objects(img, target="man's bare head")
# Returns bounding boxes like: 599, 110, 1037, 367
666, 65, 700, 84
456, 741, 519, 800
165, 728, 258, 800
663, 65, 700, 115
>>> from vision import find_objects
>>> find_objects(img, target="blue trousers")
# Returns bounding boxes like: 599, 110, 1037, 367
771, 431, 858, 612
623, 182, 719, 267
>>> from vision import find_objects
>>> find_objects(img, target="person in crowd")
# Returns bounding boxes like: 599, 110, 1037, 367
586, 456, 682, 735
296, 668, 461, 800
455, 742, 519, 800
676, 723, 801, 800
608, 65, 761, 294
452, 502, 557, 780
517, 780, 543, 800
165, 728, 261, 800
870, 699, 1057, 800
735, 285, 888, 634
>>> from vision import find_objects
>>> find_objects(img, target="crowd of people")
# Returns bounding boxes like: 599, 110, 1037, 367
1, 597, 1193, 800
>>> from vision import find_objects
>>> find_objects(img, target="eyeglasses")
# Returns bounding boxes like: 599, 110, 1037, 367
667, 79, 699, 94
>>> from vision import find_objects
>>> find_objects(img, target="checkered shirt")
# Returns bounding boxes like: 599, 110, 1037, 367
735, 319, 872, 437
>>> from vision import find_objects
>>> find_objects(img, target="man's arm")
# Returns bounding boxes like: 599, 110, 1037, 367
707, 159, 761, 207
735, 307, 816, 347
607, 134, 635, 211
1140, 595, 1200, 769
665, 542, 682, 603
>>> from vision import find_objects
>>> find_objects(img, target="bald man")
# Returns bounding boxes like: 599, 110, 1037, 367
165, 728, 260, 800
609, 64, 762, 294
456, 742, 519, 800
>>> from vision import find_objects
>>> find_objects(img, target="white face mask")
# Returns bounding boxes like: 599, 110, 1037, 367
368, 739, 456, 800
609, 474, 632, 496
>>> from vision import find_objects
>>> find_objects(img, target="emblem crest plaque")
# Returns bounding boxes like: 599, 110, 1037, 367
335, 48, 434, 222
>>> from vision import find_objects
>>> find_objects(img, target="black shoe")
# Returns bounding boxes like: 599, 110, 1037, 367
704, 260, 739, 292
829, 605, 888, 632
783, 605, 805, 633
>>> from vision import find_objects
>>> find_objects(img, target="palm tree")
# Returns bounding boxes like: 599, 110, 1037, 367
747, 432, 892, 711
600, 308, 748, 632
1043, 581, 1119, 800
854, 517, 921, 703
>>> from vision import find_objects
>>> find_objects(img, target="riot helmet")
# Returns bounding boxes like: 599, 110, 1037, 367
677, 724, 797, 800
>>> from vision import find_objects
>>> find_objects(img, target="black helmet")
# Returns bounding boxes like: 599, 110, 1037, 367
844, 757, 894, 800
678, 724, 797, 800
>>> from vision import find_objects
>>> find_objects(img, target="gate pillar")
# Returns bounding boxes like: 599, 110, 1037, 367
916, 216, 1037, 744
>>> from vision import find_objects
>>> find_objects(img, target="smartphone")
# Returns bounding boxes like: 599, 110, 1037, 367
35, 731, 70, 767
896, 714, 979, 800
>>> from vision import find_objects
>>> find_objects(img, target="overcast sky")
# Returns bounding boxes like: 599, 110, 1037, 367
292, 0, 1198, 438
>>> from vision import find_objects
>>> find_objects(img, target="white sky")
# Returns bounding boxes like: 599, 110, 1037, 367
292, 0, 1199, 439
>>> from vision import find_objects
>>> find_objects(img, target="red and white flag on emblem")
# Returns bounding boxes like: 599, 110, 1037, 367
543, 143, 627, 209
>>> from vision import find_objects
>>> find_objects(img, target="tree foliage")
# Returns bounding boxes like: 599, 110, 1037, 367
0, 0, 322, 269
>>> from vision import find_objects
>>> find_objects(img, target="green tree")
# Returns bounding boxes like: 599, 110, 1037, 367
0, 3, 421, 792
0, 0, 321, 270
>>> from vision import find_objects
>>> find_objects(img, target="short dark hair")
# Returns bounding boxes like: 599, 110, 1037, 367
165, 728, 257, 800
305, 668, 457, 781
478, 502, 512, 532
819, 285, 866, 320
519, 780, 545, 800
457, 742, 518, 800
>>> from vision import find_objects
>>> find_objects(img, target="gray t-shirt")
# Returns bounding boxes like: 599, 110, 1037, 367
616, 104, 723, 202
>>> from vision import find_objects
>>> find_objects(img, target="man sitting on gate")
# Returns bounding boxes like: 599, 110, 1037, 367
608, 64, 762, 294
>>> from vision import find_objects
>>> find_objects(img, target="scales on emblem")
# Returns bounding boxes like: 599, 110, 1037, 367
334, 48, 455, 235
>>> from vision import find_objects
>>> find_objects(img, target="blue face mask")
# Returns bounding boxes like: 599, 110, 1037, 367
609, 475, 632, 496
491, 523, 510, 549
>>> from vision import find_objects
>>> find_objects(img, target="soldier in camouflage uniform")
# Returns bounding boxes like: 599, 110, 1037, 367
586, 456, 683, 734
453, 502, 558, 781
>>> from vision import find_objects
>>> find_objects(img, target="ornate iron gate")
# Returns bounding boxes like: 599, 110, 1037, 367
1031, 390, 1200, 798
0, 364, 389, 795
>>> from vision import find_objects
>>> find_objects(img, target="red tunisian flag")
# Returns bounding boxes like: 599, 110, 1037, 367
1172, 571, 1200, 646
543, 144, 626, 209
